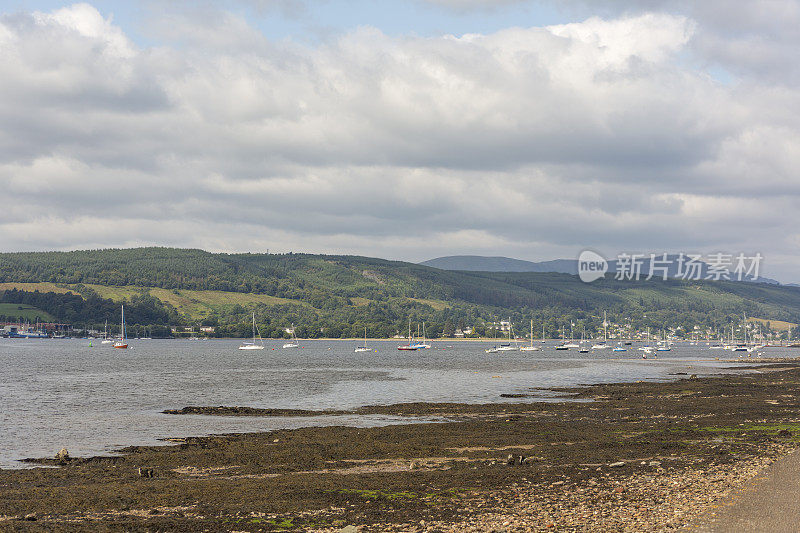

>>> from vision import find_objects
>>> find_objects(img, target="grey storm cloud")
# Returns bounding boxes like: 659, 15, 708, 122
0, 2, 799, 281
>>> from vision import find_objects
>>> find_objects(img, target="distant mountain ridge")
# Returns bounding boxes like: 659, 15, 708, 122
420, 255, 780, 285
419, 256, 578, 274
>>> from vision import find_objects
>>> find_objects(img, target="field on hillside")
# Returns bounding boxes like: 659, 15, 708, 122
0, 282, 77, 295
77, 284, 314, 321
0, 282, 315, 321
0, 303, 55, 322
750, 317, 798, 331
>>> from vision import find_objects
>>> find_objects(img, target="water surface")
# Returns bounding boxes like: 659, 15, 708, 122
0, 338, 791, 469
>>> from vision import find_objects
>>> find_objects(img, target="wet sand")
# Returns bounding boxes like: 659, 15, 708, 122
2, 361, 800, 531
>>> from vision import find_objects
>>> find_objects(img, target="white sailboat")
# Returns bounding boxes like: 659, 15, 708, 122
399, 320, 418, 351
592, 311, 609, 349
101, 319, 112, 344
113, 305, 128, 349
283, 323, 299, 348
656, 330, 672, 351
496, 319, 518, 351
520, 319, 540, 351
412, 322, 431, 349
239, 312, 265, 350
555, 326, 569, 350
562, 322, 579, 349
354, 327, 371, 352
579, 326, 590, 353
485, 321, 500, 353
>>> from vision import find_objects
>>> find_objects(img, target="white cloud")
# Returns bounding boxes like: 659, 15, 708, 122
0, 3, 799, 281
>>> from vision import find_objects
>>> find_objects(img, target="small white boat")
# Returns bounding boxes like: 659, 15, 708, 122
239, 312, 265, 350
520, 320, 540, 351
612, 346, 626, 352
355, 327, 371, 352
398, 320, 418, 351
656, 340, 671, 352
113, 305, 128, 349
283, 323, 299, 348
485, 346, 499, 354
410, 322, 431, 349
496, 319, 518, 351
101, 320, 112, 344
593, 311, 610, 350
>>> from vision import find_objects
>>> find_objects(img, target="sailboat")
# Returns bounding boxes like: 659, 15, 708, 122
101, 320, 112, 344
656, 330, 672, 351
733, 313, 751, 352
355, 327, 371, 352
398, 320, 418, 351
496, 319, 518, 351
563, 322, 579, 348
579, 326, 590, 353
239, 312, 265, 350
113, 305, 128, 349
411, 322, 431, 349
555, 326, 569, 350
485, 321, 499, 353
283, 323, 299, 348
520, 319, 540, 351
592, 311, 609, 349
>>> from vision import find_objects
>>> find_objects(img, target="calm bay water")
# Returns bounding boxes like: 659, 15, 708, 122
0, 338, 793, 469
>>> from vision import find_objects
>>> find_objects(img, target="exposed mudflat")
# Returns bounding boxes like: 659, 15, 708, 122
3, 362, 800, 531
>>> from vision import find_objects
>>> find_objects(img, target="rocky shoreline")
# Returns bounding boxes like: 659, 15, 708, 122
2, 361, 800, 531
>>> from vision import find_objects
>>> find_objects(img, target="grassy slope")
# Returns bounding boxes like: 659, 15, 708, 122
750, 317, 797, 331
0, 282, 77, 295
0, 282, 312, 321
0, 303, 55, 322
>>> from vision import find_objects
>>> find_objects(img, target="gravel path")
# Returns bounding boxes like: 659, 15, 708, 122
697, 448, 800, 532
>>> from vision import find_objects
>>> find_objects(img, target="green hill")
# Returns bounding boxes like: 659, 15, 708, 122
1, 247, 799, 338
0, 302, 55, 323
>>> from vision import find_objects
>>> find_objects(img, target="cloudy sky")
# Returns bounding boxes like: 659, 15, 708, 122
1, 1, 799, 281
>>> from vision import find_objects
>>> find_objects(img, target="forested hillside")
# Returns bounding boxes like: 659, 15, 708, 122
1, 248, 799, 338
